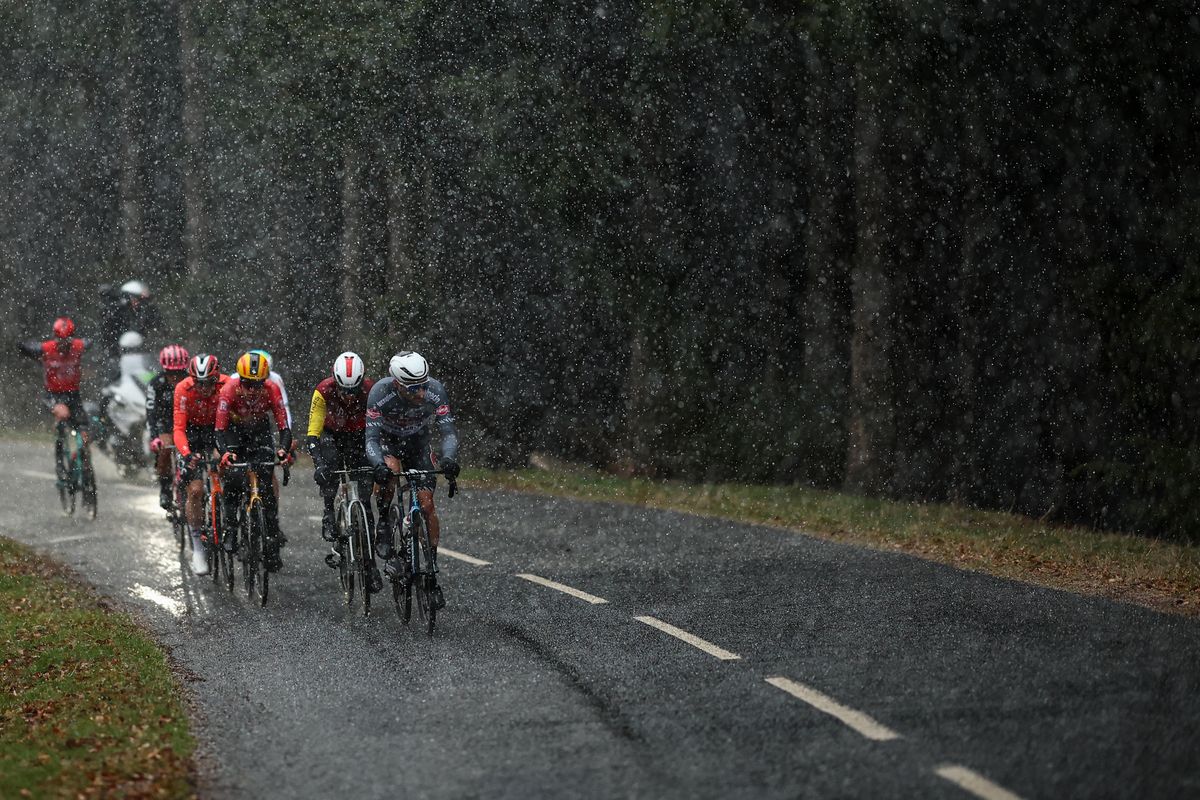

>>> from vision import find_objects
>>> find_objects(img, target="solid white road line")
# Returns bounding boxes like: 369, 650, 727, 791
19, 469, 58, 481
516, 573, 609, 605
935, 765, 1024, 800
765, 676, 900, 742
440, 547, 491, 566
635, 616, 741, 661
129, 583, 185, 617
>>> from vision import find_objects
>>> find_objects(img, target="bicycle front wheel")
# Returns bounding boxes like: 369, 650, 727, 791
412, 512, 435, 635
252, 505, 269, 607
81, 448, 97, 520
240, 510, 256, 600
351, 502, 372, 617
335, 504, 353, 606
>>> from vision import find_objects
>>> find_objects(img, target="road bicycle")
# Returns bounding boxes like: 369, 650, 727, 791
55, 420, 97, 519
387, 468, 455, 635
161, 445, 189, 551
225, 457, 289, 607
201, 456, 236, 593
327, 466, 379, 616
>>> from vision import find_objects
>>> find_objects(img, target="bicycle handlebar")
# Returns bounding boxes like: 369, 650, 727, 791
390, 467, 458, 498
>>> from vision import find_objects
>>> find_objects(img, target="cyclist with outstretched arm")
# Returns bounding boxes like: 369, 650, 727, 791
366, 351, 459, 605
18, 317, 91, 432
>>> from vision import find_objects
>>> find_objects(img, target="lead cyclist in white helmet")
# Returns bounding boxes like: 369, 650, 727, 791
365, 351, 459, 609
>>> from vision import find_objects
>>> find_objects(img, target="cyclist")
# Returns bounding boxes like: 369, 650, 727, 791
146, 344, 190, 509
366, 351, 459, 608
306, 352, 376, 574
216, 351, 293, 573
18, 317, 92, 434
173, 354, 226, 575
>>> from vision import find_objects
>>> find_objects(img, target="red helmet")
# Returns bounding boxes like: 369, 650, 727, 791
159, 344, 190, 372
189, 353, 219, 383
53, 317, 74, 339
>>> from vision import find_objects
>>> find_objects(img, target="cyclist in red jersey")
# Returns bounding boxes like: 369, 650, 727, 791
306, 352, 375, 574
173, 354, 226, 575
216, 352, 293, 572
18, 317, 92, 430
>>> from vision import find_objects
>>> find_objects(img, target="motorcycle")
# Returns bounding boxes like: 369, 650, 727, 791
91, 334, 156, 479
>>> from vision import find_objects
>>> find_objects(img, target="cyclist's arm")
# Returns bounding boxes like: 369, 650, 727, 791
16, 341, 40, 359
305, 388, 326, 459
173, 387, 191, 458
272, 372, 293, 429
214, 388, 232, 453
145, 378, 160, 437
364, 381, 388, 467
431, 386, 459, 463
267, 381, 292, 453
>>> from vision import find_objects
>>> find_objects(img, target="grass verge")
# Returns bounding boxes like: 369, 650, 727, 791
462, 464, 1200, 618
0, 537, 194, 799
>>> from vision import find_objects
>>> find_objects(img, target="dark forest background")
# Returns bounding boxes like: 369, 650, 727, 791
1, 1, 1197, 539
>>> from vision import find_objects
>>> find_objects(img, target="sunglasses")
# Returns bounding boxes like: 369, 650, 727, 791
400, 382, 427, 394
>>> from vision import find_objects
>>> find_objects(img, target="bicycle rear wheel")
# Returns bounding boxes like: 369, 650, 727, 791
391, 513, 412, 625
351, 502, 372, 617
80, 447, 97, 520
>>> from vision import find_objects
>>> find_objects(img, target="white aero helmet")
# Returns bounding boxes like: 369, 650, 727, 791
388, 351, 429, 386
333, 352, 365, 389
120, 279, 149, 298
118, 330, 145, 351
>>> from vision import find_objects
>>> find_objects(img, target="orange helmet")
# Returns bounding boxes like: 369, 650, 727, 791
236, 351, 270, 382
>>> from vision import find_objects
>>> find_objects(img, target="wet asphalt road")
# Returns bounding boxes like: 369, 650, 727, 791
3, 438, 1199, 799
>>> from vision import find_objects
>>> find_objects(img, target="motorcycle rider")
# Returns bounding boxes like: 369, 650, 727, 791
146, 344, 190, 509
99, 280, 159, 357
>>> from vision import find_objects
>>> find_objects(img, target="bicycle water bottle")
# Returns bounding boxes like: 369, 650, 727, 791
402, 515, 411, 536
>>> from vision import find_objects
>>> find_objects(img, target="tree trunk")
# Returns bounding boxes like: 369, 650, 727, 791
800, 33, 854, 487
844, 48, 895, 495
339, 136, 365, 344
177, 0, 208, 278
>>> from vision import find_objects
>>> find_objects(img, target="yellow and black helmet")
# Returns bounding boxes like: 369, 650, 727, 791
236, 351, 270, 382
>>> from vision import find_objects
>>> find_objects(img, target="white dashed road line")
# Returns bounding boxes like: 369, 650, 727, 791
19, 469, 58, 481
129, 583, 185, 617
634, 616, 741, 661
516, 573, 609, 605
440, 547, 491, 566
935, 765, 1024, 800
765, 676, 900, 742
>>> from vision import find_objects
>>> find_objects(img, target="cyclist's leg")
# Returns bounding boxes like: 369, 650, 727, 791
156, 432, 175, 507
374, 435, 401, 553
402, 436, 440, 549
316, 433, 340, 536
62, 392, 88, 443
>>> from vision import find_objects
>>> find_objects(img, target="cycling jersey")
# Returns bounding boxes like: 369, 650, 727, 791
307, 376, 375, 437
145, 371, 184, 438
173, 374, 228, 457
364, 376, 458, 468
216, 377, 288, 430
19, 339, 89, 393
